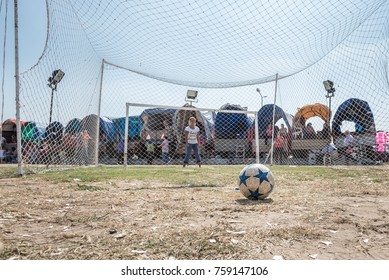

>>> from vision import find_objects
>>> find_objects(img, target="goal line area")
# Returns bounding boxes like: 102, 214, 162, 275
123, 102, 263, 166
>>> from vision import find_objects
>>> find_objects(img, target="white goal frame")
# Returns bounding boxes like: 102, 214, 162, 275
124, 102, 261, 166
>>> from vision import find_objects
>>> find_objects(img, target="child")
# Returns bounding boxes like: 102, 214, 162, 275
343, 130, 354, 165
160, 136, 169, 163
265, 123, 273, 145
274, 132, 285, 164
183, 117, 201, 167
145, 139, 155, 165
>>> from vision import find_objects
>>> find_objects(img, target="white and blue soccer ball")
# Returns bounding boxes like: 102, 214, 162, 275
238, 164, 275, 200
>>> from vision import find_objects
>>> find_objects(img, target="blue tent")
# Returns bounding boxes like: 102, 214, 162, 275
113, 116, 142, 140
215, 104, 253, 139
21, 122, 45, 142
64, 118, 81, 135
99, 116, 115, 142
256, 104, 293, 137
44, 121, 64, 141
332, 98, 375, 136
80, 115, 115, 142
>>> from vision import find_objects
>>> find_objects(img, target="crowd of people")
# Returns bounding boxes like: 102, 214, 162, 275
0, 117, 376, 166
291, 121, 331, 140
0, 134, 17, 163
260, 121, 363, 165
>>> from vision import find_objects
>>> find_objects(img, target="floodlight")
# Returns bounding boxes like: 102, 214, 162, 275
186, 89, 198, 104
186, 90, 198, 100
323, 80, 335, 94
48, 69, 65, 124
48, 69, 65, 90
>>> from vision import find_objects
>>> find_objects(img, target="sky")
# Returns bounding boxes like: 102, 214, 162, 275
0, 0, 46, 122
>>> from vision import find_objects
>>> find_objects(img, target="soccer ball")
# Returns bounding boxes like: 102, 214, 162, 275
238, 164, 275, 200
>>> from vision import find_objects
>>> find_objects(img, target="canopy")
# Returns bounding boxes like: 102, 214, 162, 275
215, 104, 253, 139
1, 119, 26, 131
113, 116, 143, 140
21, 122, 45, 142
1, 119, 26, 142
256, 104, 293, 137
332, 98, 375, 136
64, 118, 82, 135
293, 103, 330, 127
44, 121, 64, 141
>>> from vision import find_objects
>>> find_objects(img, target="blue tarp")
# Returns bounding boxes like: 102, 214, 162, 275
256, 104, 293, 137
113, 116, 142, 140
44, 121, 64, 141
99, 116, 115, 142
215, 104, 253, 139
332, 98, 375, 136
65, 118, 81, 135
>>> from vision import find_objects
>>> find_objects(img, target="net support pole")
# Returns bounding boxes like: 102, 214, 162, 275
14, 0, 23, 175
270, 73, 279, 165
124, 104, 129, 167
254, 111, 259, 164
95, 59, 105, 166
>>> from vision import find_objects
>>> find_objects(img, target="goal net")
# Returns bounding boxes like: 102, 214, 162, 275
1, 0, 388, 173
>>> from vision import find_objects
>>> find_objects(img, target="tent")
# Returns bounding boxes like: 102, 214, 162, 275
80, 115, 115, 142
140, 108, 177, 140
172, 104, 215, 143
79, 115, 116, 163
113, 116, 143, 140
256, 104, 293, 137
292, 103, 331, 126
21, 122, 45, 142
64, 118, 81, 135
44, 121, 64, 141
215, 104, 253, 139
1, 118, 26, 143
332, 98, 375, 136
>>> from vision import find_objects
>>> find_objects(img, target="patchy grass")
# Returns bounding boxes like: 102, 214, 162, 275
0, 164, 388, 260
31, 165, 241, 184
75, 184, 106, 191
0, 165, 21, 179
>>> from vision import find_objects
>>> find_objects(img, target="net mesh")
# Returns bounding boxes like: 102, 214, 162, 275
1, 0, 388, 170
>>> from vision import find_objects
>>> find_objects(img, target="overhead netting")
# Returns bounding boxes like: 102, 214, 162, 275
2, 0, 388, 171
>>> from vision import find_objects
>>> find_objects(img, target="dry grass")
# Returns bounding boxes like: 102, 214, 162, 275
0, 164, 388, 260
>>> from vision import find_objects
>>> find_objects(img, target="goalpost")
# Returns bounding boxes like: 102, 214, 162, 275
124, 102, 261, 166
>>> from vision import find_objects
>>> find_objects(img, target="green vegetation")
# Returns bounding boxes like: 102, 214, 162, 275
0, 165, 21, 179
1, 165, 387, 186
75, 184, 106, 191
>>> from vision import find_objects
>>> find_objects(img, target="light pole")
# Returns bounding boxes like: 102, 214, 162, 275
256, 88, 267, 107
47, 69, 65, 124
323, 80, 335, 133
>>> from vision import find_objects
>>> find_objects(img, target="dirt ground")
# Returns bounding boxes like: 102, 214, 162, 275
0, 165, 388, 260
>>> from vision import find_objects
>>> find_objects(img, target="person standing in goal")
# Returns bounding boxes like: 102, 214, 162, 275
183, 117, 201, 167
